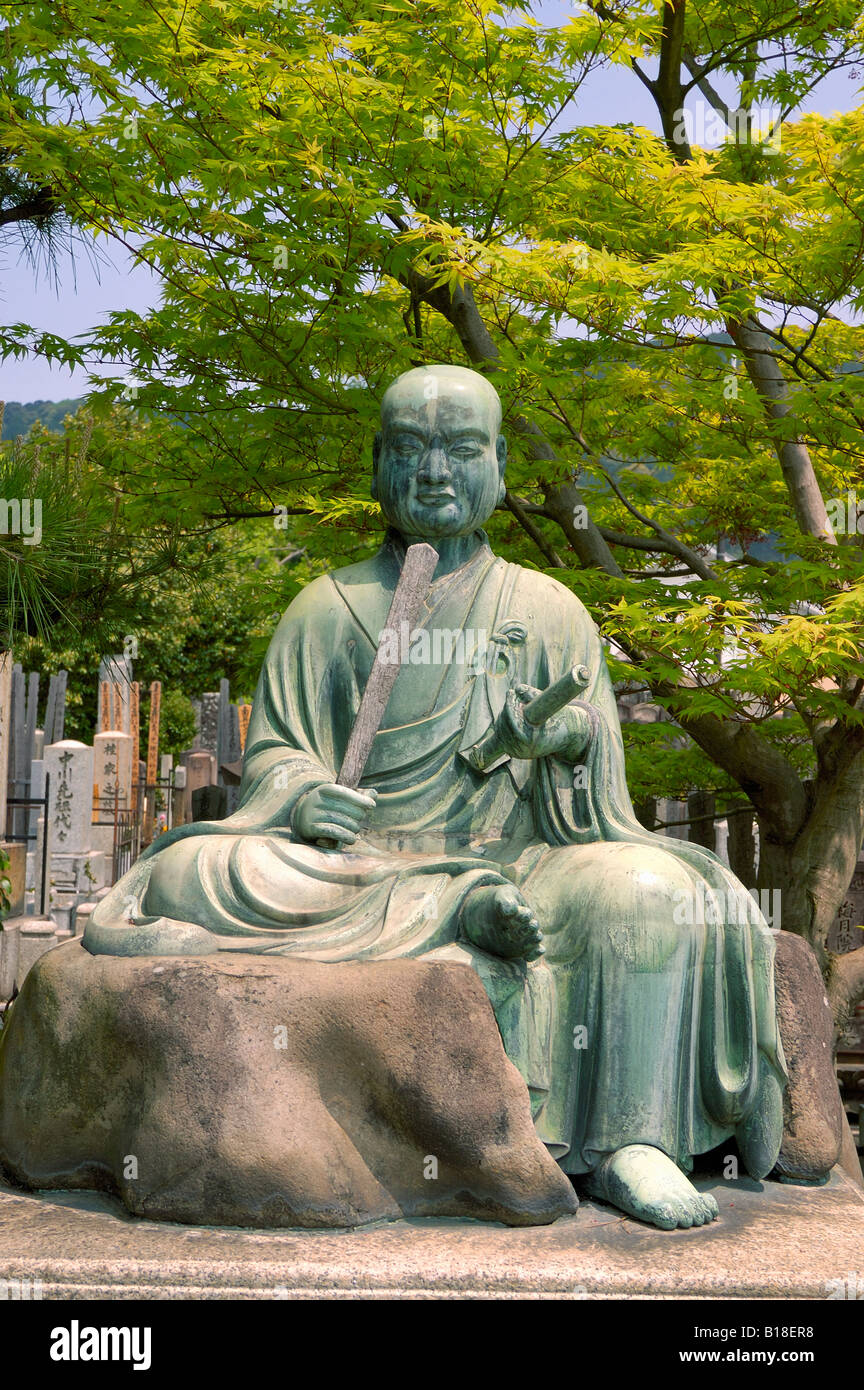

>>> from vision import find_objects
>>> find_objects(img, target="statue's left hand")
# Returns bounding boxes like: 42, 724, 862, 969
495, 684, 592, 761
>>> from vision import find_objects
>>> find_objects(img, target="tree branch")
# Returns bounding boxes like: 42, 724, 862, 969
505, 491, 565, 568
725, 317, 838, 543
596, 463, 719, 580
655, 1, 691, 157
0, 187, 55, 226
681, 48, 732, 122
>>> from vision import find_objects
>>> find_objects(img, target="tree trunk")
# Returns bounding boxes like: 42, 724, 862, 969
757, 751, 864, 1027
726, 318, 837, 543
687, 790, 715, 852
634, 795, 657, 832
727, 808, 757, 885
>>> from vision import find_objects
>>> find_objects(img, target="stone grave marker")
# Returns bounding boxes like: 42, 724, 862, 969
142, 683, 161, 846
8, 664, 26, 839
199, 693, 220, 758
26, 755, 45, 910
99, 681, 111, 734
44, 739, 106, 930
184, 750, 216, 821
218, 678, 231, 770
0, 650, 11, 839
130, 681, 140, 810
223, 704, 243, 814
92, 730, 134, 860
98, 655, 132, 734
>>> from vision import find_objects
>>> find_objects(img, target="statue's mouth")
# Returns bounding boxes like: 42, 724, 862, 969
416, 489, 456, 504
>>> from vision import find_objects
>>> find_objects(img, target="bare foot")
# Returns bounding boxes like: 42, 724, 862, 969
583, 1144, 719, 1230
460, 884, 544, 961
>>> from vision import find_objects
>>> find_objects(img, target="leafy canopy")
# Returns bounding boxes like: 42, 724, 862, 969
2, 0, 864, 811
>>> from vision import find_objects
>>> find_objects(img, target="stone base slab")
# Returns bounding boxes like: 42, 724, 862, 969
0, 1169, 861, 1299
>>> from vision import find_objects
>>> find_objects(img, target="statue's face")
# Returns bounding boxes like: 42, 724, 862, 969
373, 368, 506, 539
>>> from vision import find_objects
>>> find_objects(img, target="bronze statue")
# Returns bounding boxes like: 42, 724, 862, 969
85, 364, 785, 1230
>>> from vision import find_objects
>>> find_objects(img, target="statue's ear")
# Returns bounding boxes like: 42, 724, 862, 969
371, 430, 382, 500
496, 434, 507, 504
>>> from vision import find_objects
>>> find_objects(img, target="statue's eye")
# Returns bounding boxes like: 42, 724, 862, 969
450, 442, 482, 459
391, 436, 422, 457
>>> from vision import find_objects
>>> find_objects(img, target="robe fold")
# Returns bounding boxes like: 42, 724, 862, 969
85, 535, 785, 1173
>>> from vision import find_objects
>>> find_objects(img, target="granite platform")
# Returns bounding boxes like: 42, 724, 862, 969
0, 1168, 861, 1300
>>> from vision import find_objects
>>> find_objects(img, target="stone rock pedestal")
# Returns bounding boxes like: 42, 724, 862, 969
0, 940, 577, 1230
773, 930, 846, 1182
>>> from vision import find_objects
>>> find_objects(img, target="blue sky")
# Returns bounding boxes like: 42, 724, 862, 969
2, 23, 860, 402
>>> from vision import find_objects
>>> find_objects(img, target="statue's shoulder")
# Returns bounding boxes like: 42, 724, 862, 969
276, 554, 388, 638
284, 555, 381, 611
328, 555, 383, 588
508, 562, 591, 621
280, 570, 339, 616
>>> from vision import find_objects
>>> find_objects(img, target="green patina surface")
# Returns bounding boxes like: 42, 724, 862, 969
82, 365, 786, 1228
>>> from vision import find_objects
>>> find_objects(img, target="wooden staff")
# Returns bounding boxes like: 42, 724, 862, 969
317, 542, 438, 848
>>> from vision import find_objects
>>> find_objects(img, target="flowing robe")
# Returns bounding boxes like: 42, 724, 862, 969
85, 537, 785, 1174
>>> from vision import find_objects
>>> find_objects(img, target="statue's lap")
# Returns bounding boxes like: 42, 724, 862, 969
144, 830, 711, 968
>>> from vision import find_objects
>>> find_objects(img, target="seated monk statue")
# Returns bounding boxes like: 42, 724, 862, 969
84, 363, 786, 1231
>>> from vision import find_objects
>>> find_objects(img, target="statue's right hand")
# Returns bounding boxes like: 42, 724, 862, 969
294, 784, 378, 847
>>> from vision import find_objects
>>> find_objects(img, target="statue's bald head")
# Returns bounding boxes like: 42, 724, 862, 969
373, 364, 507, 540
380, 364, 502, 434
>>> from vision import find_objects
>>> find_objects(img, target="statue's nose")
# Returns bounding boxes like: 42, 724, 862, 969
417, 447, 452, 483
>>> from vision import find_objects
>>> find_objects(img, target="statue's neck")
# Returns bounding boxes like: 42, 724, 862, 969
387, 528, 487, 579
